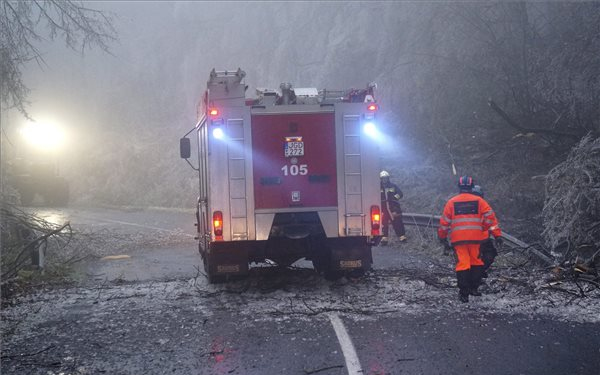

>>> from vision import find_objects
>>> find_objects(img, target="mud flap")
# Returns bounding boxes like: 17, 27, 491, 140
205, 242, 250, 283
329, 237, 373, 272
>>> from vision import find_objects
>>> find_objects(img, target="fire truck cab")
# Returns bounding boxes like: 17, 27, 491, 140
180, 68, 381, 282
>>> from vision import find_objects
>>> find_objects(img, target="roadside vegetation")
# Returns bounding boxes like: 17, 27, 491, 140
1, 0, 116, 298
1, 201, 76, 300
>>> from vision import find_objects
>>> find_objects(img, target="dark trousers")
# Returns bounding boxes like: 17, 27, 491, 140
480, 239, 497, 272
457, 265, 485, 296
382, 203, 405, 237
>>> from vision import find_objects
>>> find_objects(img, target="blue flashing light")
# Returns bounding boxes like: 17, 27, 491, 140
213, 127, 224, 139
363, 122, 377, 137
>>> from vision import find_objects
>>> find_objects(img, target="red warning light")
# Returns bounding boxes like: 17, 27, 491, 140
209, 108, 219, 117
367, 104, 378, 111
371, 205, 381, 235
213, 211, 223, 238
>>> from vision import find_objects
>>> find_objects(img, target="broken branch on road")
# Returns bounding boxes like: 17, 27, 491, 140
303, 364, 344, 374
0, 344, 55, 359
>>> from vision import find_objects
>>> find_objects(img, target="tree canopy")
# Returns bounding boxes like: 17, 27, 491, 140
0, 0, 115, 115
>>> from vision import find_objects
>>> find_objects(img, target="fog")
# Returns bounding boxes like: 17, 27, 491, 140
6, 1, 599, 209
9, 2, 418, 207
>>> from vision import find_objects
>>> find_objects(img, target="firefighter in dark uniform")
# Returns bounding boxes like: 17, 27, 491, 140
438, 176, 502, 302
472, 185, 499, 278
379, 170, 407, 245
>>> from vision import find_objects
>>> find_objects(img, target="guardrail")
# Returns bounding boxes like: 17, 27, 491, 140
402, 213, 554, 265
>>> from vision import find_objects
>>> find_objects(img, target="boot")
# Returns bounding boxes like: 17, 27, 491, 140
469, 266, 485, 296
456, 271, 470, 303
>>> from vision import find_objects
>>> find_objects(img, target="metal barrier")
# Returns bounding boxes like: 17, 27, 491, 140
402, 213, 554, 265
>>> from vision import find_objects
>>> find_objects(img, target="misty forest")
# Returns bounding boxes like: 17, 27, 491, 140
1, 2, 600, 374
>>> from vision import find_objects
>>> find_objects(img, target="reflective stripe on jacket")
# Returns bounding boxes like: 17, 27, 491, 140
381, 182, 403, 213
437, 192, 501, 245
380, 183, 403, 202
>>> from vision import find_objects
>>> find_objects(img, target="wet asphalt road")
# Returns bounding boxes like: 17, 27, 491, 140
2, 206, 599, 375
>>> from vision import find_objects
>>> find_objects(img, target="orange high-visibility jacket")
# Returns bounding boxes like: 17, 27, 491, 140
438, 192, 501, 245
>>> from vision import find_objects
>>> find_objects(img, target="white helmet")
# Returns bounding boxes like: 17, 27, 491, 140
380, 170, 390, 178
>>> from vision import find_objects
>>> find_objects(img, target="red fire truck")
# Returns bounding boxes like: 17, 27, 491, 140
180, 68, 382, 282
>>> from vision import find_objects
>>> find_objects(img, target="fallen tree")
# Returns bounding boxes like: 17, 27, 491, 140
542, 134, 600, 272
0, 201, 73, 292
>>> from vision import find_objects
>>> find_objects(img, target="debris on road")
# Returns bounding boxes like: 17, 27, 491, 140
100, 255, 131, 261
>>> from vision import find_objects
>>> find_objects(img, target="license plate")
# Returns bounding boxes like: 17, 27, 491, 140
339, 260, 362, 269
217, 264, 240, 273
285, 141, 304, 157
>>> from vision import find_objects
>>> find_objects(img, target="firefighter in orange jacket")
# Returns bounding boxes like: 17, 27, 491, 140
438, 176, 502, 302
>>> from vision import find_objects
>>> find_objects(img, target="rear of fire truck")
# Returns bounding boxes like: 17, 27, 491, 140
180, 69, 381, 282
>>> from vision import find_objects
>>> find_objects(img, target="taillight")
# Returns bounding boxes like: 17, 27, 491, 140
209, 108, 219, 117
367, 103, 378, 111
213, 211, 223, 239
371, 205, 381, 235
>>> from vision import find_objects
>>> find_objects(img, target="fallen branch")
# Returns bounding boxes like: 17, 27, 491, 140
540, 285, 582, 297
487, 99, 582, 139
304, 364, 344, 374
577, 278, 600, 289
1, 344, 55, 359
270, 306, 399, 317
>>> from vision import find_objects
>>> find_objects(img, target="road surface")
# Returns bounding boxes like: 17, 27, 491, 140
2, 206, 599, 375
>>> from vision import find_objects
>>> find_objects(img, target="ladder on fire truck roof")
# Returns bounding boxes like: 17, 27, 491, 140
208, 68, 246, 85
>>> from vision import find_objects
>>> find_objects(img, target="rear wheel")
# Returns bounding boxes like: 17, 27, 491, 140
312, 248, 344, 281
324, 269, 344, 281
207, 272, 227, 284
346, 267, 366, 279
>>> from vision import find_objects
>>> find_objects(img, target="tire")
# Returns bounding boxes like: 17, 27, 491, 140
207, 272, 227, 284
311, 251, 328, 275
312, 248, 344, 281
346, 267, 366, 279
324, 269, 344, 281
